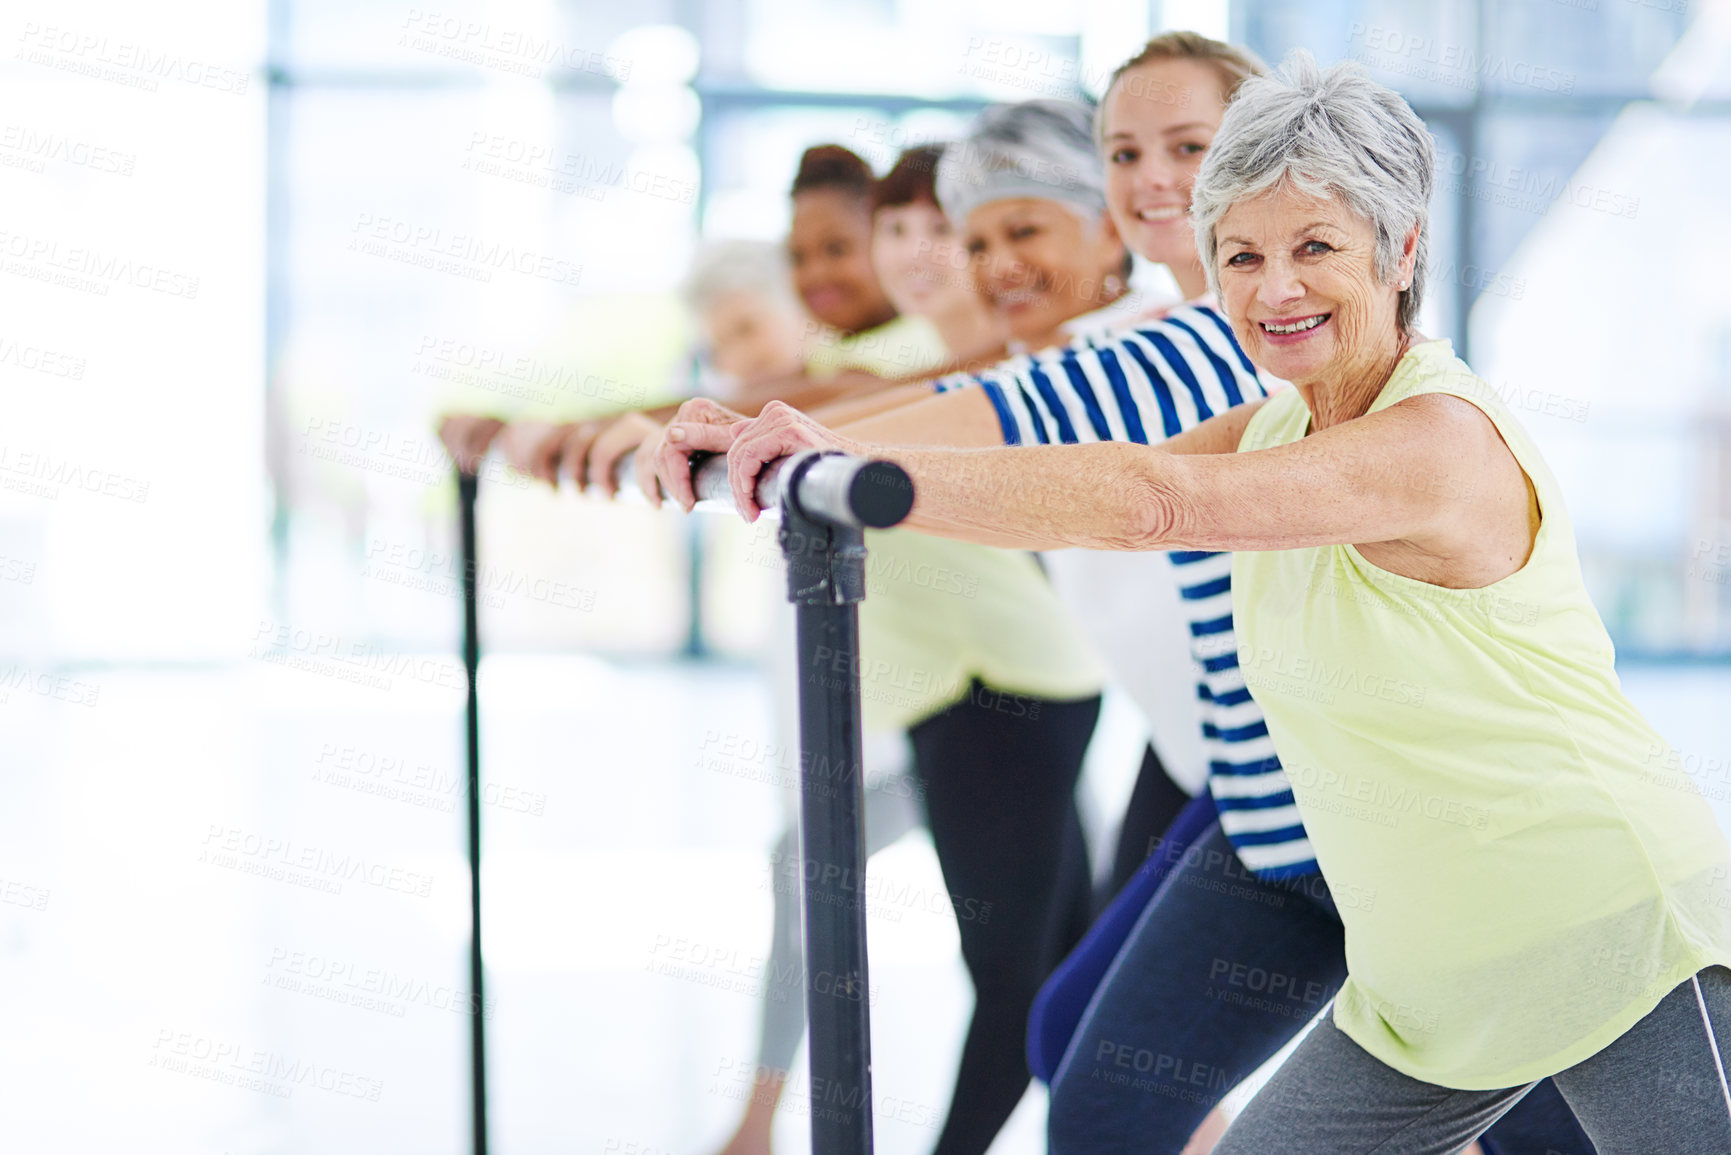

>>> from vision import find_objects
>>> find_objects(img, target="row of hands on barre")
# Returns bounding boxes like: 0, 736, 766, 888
439, 395, 882, 523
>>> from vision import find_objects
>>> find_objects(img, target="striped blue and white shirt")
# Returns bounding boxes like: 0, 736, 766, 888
934, 303, 1318, 879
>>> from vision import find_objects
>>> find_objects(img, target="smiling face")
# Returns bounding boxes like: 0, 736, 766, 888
1214, 183, 1416, 388
871, 200, 971, 319
1101, 58, 1230, 272
962, 197, 1125, 349
788, 188, 897, 335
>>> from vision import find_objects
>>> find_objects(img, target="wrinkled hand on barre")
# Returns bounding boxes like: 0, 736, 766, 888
666, 399, 860, 522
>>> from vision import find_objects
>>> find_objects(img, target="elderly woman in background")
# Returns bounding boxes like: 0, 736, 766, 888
679, 239, 810, 400
667, 53, 1731, 1154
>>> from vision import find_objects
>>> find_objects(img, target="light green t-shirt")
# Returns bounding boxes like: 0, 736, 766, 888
810, 315, 1105, 731
1233, 339, 1731, 1089
804, 314, 946, 382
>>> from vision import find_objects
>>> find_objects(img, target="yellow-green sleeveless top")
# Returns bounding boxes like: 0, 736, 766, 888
809, 315, 1104, 731
1232, 339, 1731, 1089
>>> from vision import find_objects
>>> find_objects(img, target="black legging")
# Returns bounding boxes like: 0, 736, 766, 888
908, 680, 1101, 1155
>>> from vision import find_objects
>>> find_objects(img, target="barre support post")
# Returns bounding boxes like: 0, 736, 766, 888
456, 468, 490, 1155
780, 452, 881, 1155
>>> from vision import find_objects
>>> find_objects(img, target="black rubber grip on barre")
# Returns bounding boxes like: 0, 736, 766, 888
844, 460, 914, 529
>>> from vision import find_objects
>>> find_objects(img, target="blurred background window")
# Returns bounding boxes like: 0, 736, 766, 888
1, 1, 1727, 1153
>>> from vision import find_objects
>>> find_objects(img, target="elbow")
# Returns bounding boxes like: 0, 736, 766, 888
1110, 458, 1186, 552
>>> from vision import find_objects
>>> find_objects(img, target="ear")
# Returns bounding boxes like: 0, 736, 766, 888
1396, 221, 1421, 288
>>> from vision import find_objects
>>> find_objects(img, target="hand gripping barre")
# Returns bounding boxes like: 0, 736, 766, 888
616, 449, 915, 530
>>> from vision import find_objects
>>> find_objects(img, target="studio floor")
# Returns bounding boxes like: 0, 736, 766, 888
2, 656, 1727, 1154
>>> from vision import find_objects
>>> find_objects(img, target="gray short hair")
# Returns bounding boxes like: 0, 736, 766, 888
680, 240, 797, 318
936, 99, 1106, 226
1192, 51, 1435, 332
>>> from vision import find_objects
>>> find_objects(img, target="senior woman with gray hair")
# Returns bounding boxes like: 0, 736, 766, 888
663, 52, 1731, 1153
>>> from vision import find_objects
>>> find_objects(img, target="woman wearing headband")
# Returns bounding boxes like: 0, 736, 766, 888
715, 142, 1111, 1155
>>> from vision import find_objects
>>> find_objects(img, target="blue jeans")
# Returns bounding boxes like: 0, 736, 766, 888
1047, 822, 1595, 1155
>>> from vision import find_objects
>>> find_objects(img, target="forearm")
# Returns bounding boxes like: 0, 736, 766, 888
812, 382, 938, 428
732, 371, 893, 416
857, 440, 1183, 552
882, 343, 1010, 383
835, 385, 1005, 449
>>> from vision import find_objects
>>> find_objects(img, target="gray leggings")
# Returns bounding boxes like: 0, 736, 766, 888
757, 774, 924, 1072
1215, 966, 1731, 1155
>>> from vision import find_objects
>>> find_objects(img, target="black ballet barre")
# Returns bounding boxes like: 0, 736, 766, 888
455, 449, 913, 1155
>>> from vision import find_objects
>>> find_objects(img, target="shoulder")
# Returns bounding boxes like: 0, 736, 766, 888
1376, 342, 1514, 455
1377, 340, 1487, 409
